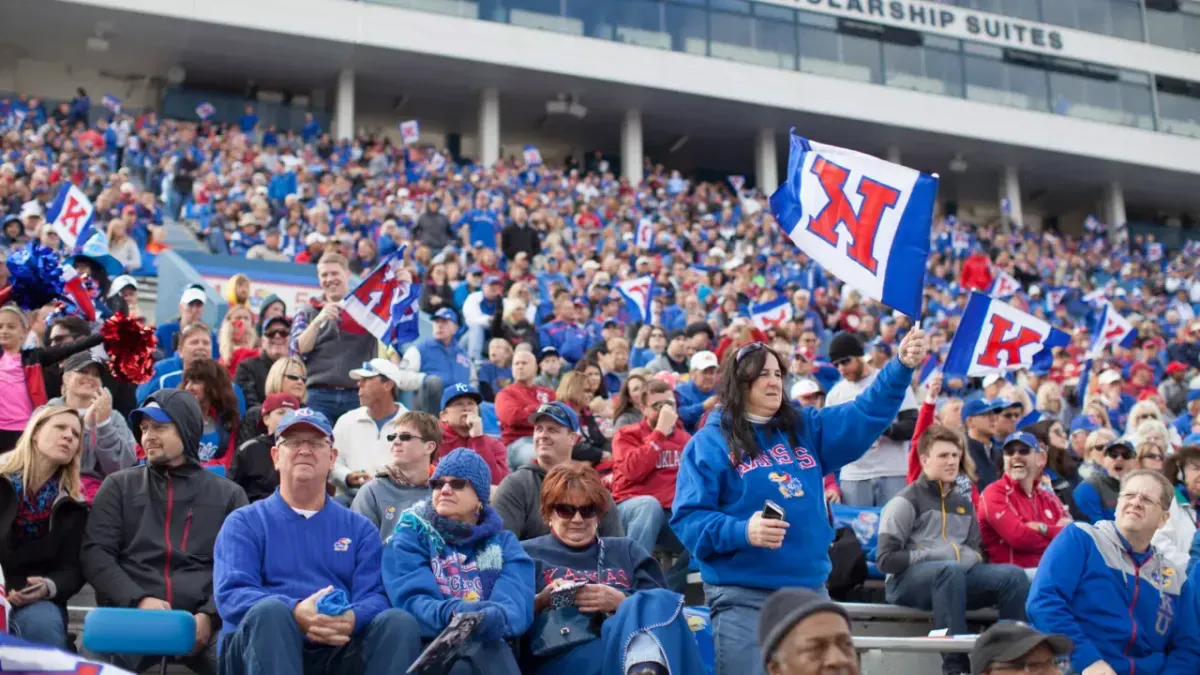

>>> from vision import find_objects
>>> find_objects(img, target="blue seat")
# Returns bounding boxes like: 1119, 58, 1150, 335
83, 608, 195, 675
830, 503, 885, 580
205, 464, 226, 478
480, 401, 500, 437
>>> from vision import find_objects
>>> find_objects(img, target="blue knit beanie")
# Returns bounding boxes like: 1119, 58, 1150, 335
432, 448, 492, 506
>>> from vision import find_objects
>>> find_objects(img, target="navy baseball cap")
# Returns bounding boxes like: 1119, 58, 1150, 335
483, 274, 503, 286
1069, 415, 1100, 436
441, 382, 483, 410
433, 307, 459, 323
962, 398, 998, 419
992, 398, 1021, 411
528, 401, 579, 433
466, 264, 484, 275
130, 401, 173, 425
275, 408, 333, 440
1002, 431, 1040, 451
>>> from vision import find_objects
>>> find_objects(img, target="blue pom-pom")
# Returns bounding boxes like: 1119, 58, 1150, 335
6, 243, 64, 311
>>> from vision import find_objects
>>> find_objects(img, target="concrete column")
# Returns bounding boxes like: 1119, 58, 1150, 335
1001, 165, 1023, 229
756, 128, 778, 195
1105, 181, 1126, 230
334, 68, 354, 141
621, 109, 644, 184
885, 145, 901, 164
479, 88, 500, 168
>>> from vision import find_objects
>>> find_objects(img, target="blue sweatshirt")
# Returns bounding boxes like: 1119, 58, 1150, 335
675, 380, 716, 432
1027, 521, 1200, 675
670, 357, 914, 591
212, 492, 392, 645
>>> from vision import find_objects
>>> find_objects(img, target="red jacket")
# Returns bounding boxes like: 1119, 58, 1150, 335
959, 253, 994, 291
436, 422, 510, 484
610, 419, 689, 508
494, 382, 555, 446
977, 473, 1069, 568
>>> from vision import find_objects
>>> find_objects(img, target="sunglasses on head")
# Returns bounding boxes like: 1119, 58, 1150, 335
1106, 446, 1136, 460
387, 432, 427, 443
429, 478, 469, 491
735, 342, 766, 364
265, 329, 289, 339
1004, 445, 1033, 457
553, 503, 599, 519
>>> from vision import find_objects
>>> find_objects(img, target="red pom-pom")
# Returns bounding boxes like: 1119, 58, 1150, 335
101, 313, 158, 384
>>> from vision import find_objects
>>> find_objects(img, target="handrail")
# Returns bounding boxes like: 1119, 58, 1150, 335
855, 636, 976, 653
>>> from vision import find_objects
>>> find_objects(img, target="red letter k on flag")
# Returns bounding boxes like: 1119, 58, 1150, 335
60, 196, 89, 237
976, 315, 1042, 369
806, 156, 901, 274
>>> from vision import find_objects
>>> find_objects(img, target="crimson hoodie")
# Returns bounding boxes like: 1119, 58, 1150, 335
436, 422, 510, 484
610, 419, 690, 508
977, 472, 1069, 568
494, 381, 555, 446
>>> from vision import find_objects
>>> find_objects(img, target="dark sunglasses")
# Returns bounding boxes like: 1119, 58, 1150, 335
735, 342, 766, 364
284, 374, 306, 382
1141, 453, 1164, 462
429, 478, 469, 491
1003, 445, 1033, 457
387, 432, 427, 443
265, 329, 289, 339
1001, 412, 1021, 420
553, 503, 599, 519
1106, 446, 1136, 460
832, 357, 855, 368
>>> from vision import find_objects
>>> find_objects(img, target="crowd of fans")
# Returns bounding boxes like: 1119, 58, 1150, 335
3, 89, 1200, 675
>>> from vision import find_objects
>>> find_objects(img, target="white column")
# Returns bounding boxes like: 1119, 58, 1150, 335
1105, 181, 1126, 229
1001, 165, 1023, 229
885, 145, 901, 164
756, 128, 778, 195
479, 88, 500, 168
334, 68, 355, 142
621, 109, 643, 184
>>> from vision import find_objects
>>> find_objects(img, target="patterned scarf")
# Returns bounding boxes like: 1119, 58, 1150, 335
9, 473, 60, 546
380, 465, 427, 488
399, 500, 505, 600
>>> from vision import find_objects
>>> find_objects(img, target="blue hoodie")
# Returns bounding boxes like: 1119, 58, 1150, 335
670, 357, 914, 590
1027, 521, 1200, 675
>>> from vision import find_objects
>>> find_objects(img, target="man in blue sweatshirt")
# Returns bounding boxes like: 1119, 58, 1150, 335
1027, 469, 1200, 675
214, 408, 423, 674
675, 350, 719, 432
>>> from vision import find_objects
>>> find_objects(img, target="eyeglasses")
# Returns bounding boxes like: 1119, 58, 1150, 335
1002, 412, 1021, 420
735, 342, 766, 364
387, 432, 428, 443
990, 656, 1068, 674
280, 438, 331, 451
1106, 446, 1136, 460
285, 373, 306, 382
429, 478, 469, 491
553, 503, 599, 519
1004, 445, 1033, 457
1141, 453, 1164, 462
265, 330, 289, 339
1118, 491, 1164, 508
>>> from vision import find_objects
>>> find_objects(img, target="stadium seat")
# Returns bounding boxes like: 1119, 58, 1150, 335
82, 608, 195, 675
830, 503, 885, 580
205, 464, 226, 478
480, 401, 500, 437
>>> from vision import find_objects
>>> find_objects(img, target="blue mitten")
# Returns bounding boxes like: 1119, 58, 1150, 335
316, 589, 353, 616
473, 602, 508, 642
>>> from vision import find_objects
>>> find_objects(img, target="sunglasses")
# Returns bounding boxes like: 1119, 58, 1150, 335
387, 432, 427, 443
1106, 447, 1136, 460
1141, 453, 1164, 462
285, 374, 306, 382
265, 330, 289, 339
1003, 445, 1033, 456
429, 478, 469, 491
735, 342, 767, 364
553, 503, 599, 519
1001, 412, 1021, 420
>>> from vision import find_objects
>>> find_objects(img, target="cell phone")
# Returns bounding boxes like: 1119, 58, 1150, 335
763, 500, 785, 521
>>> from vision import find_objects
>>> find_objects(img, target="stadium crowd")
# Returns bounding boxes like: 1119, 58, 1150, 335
2, 91, 1200, 675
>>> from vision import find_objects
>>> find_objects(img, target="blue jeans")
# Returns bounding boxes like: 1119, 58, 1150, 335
705, 584, 823, 675
306, 388, 361, 426
11, 601, 67, 649
886, 561, 1030, 674
220, 600, 422, 675
616, 496, 667, 555
840, 475, 907, 507
506, 436, 535, 472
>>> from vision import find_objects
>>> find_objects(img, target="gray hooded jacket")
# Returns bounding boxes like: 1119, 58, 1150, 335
43, 397, 137, 483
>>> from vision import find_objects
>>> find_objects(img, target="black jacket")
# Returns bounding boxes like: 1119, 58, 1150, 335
500, 223, 539, 261
0, 476, 88, 606
81, 460, 247, 625
233, 351, 273, 410
229, 435, 278, 503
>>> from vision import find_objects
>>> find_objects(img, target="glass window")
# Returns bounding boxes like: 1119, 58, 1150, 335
508, 0, 586, 35
1119, 80, 1155, 130
964, 54, 1049, 111
960, 0, 1040, 22
883, 43, 964, 97
1146, 6, 1200, 53
755, 3, 793, 21
798, 24, 881, 83
710, 0, 749, 12
607, 0, 671, 49
666, 1, 709, 55
710, 10, 756, 61
1049, 71, 1124, 125
756, 15, 799, 69
711, 11, 796, 69
1158, 90, 1200, 138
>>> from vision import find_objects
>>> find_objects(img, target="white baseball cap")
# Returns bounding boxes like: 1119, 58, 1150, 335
349, 358, 406, 389
108, 275, 139, 298
982, 373, 1004, 389
180, 285, 207, 306
791, 379, 822, 399
690, 350, 719, 372
1098, 370, 1123, 386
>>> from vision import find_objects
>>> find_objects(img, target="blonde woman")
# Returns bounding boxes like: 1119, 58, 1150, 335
239, 357, 308, 441
556, 372, 611, 464
218, 305, 259, 375
105, 219, 142, 273
0, 406, 87, 649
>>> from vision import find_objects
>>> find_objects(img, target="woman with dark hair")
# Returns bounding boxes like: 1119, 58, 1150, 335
670, 331, 928, 675
419, 262, 456, 317
612, 374, 647, 429
181, 359, 242, 473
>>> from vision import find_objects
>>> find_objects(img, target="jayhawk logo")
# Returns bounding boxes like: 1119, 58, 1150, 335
768, 472, 805, 498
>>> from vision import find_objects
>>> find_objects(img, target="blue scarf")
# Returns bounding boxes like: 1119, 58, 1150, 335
400, 500, 505, 600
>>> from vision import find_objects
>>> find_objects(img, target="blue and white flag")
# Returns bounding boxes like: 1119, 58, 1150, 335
1045, 287, 1067, 309
101, 93, 122, 113
749, 297, 793, 331
918, 353, 941, 384
399, 120, 420, 145
45, 183, 96, 251
1147, 242, 1164, 262
1081, 282, 1113, 307
951, 229, 971, 254
1077, 359, 1095, 402
0, 633, 135, 673
428, 152, 446, 171
989, 269, 1021, 299
195, 102, 216, 120
770, 132, 937, 318
728, 175, 745, 191
1087, 302, 1137, 358
342, 247, 421, 349
942, 292, 1070, 378
1000, 197, 1012, 215
1084, 214, 1104, 233
523, 145, 542, 166
635, 217, 653, 251
615, 276, 655, 324
1184, 240, 1200, 257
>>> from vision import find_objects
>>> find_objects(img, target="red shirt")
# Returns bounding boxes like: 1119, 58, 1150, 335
436, 422, 510, 484
494, 382, 555, 446
960, 253, 994, 292
610, 419, 690, 508
977, 473, 1069, 568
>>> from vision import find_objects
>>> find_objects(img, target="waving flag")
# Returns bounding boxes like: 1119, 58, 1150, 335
1184, 240, 1200, 257
951, 229, 971, 254
1045, 287, 1067, 309
0, 633, 135, 673
45, 184, 96, 251
728, 175, 745, 191
1087, 302, 1137, 358
101, 94, 122, 113
989, 269, 1021, 298
1084, 214, 1104, 233
523, 145, 543, 166
195, 102, 216, 120
918, 353, 941, 384
770, 131, 937, 318
635, 217, 653, 250
399, 120, 420, 145
942, 292, 1070, 378
750, 297, 793, 330
616, 276, 654, 324
1147, 242, 1164, 262
342, 247, 421, 349
1081, 282, 1113, 307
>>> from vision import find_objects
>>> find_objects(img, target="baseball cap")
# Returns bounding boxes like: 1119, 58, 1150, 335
1069, 415, 1101, 436
19, 201, 43, 219
108, 275, 138, 298
969, 622, 1071, 675
466, 264, 483, 276
441, 382, 483, 410
180, 284, 207, 306
528, 401, 579, 433
1165, 361, 1188, 376
261, 393, 301, 415
1002, 431, 1040, 452
1098, 370, 1122, 386
690, 351, 718, 371
982, 373, 1005, 389
483, 274, 503, 286
962, 398, 1000, 419
993, 398, 1021, 411
63, 350, 107, 375
791, 379, 822, 399
539, 346, 560, 362
432, 307, 459, 324
349, 358, 406, 389
275, 408, 334, 440
129, 390, 204, 455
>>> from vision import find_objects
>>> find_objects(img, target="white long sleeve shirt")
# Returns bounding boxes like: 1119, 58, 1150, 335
825, 369, 918, 481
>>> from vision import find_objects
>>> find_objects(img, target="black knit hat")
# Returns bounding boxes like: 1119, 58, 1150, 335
757, 588, 851, 668
828, 332, 865, 364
